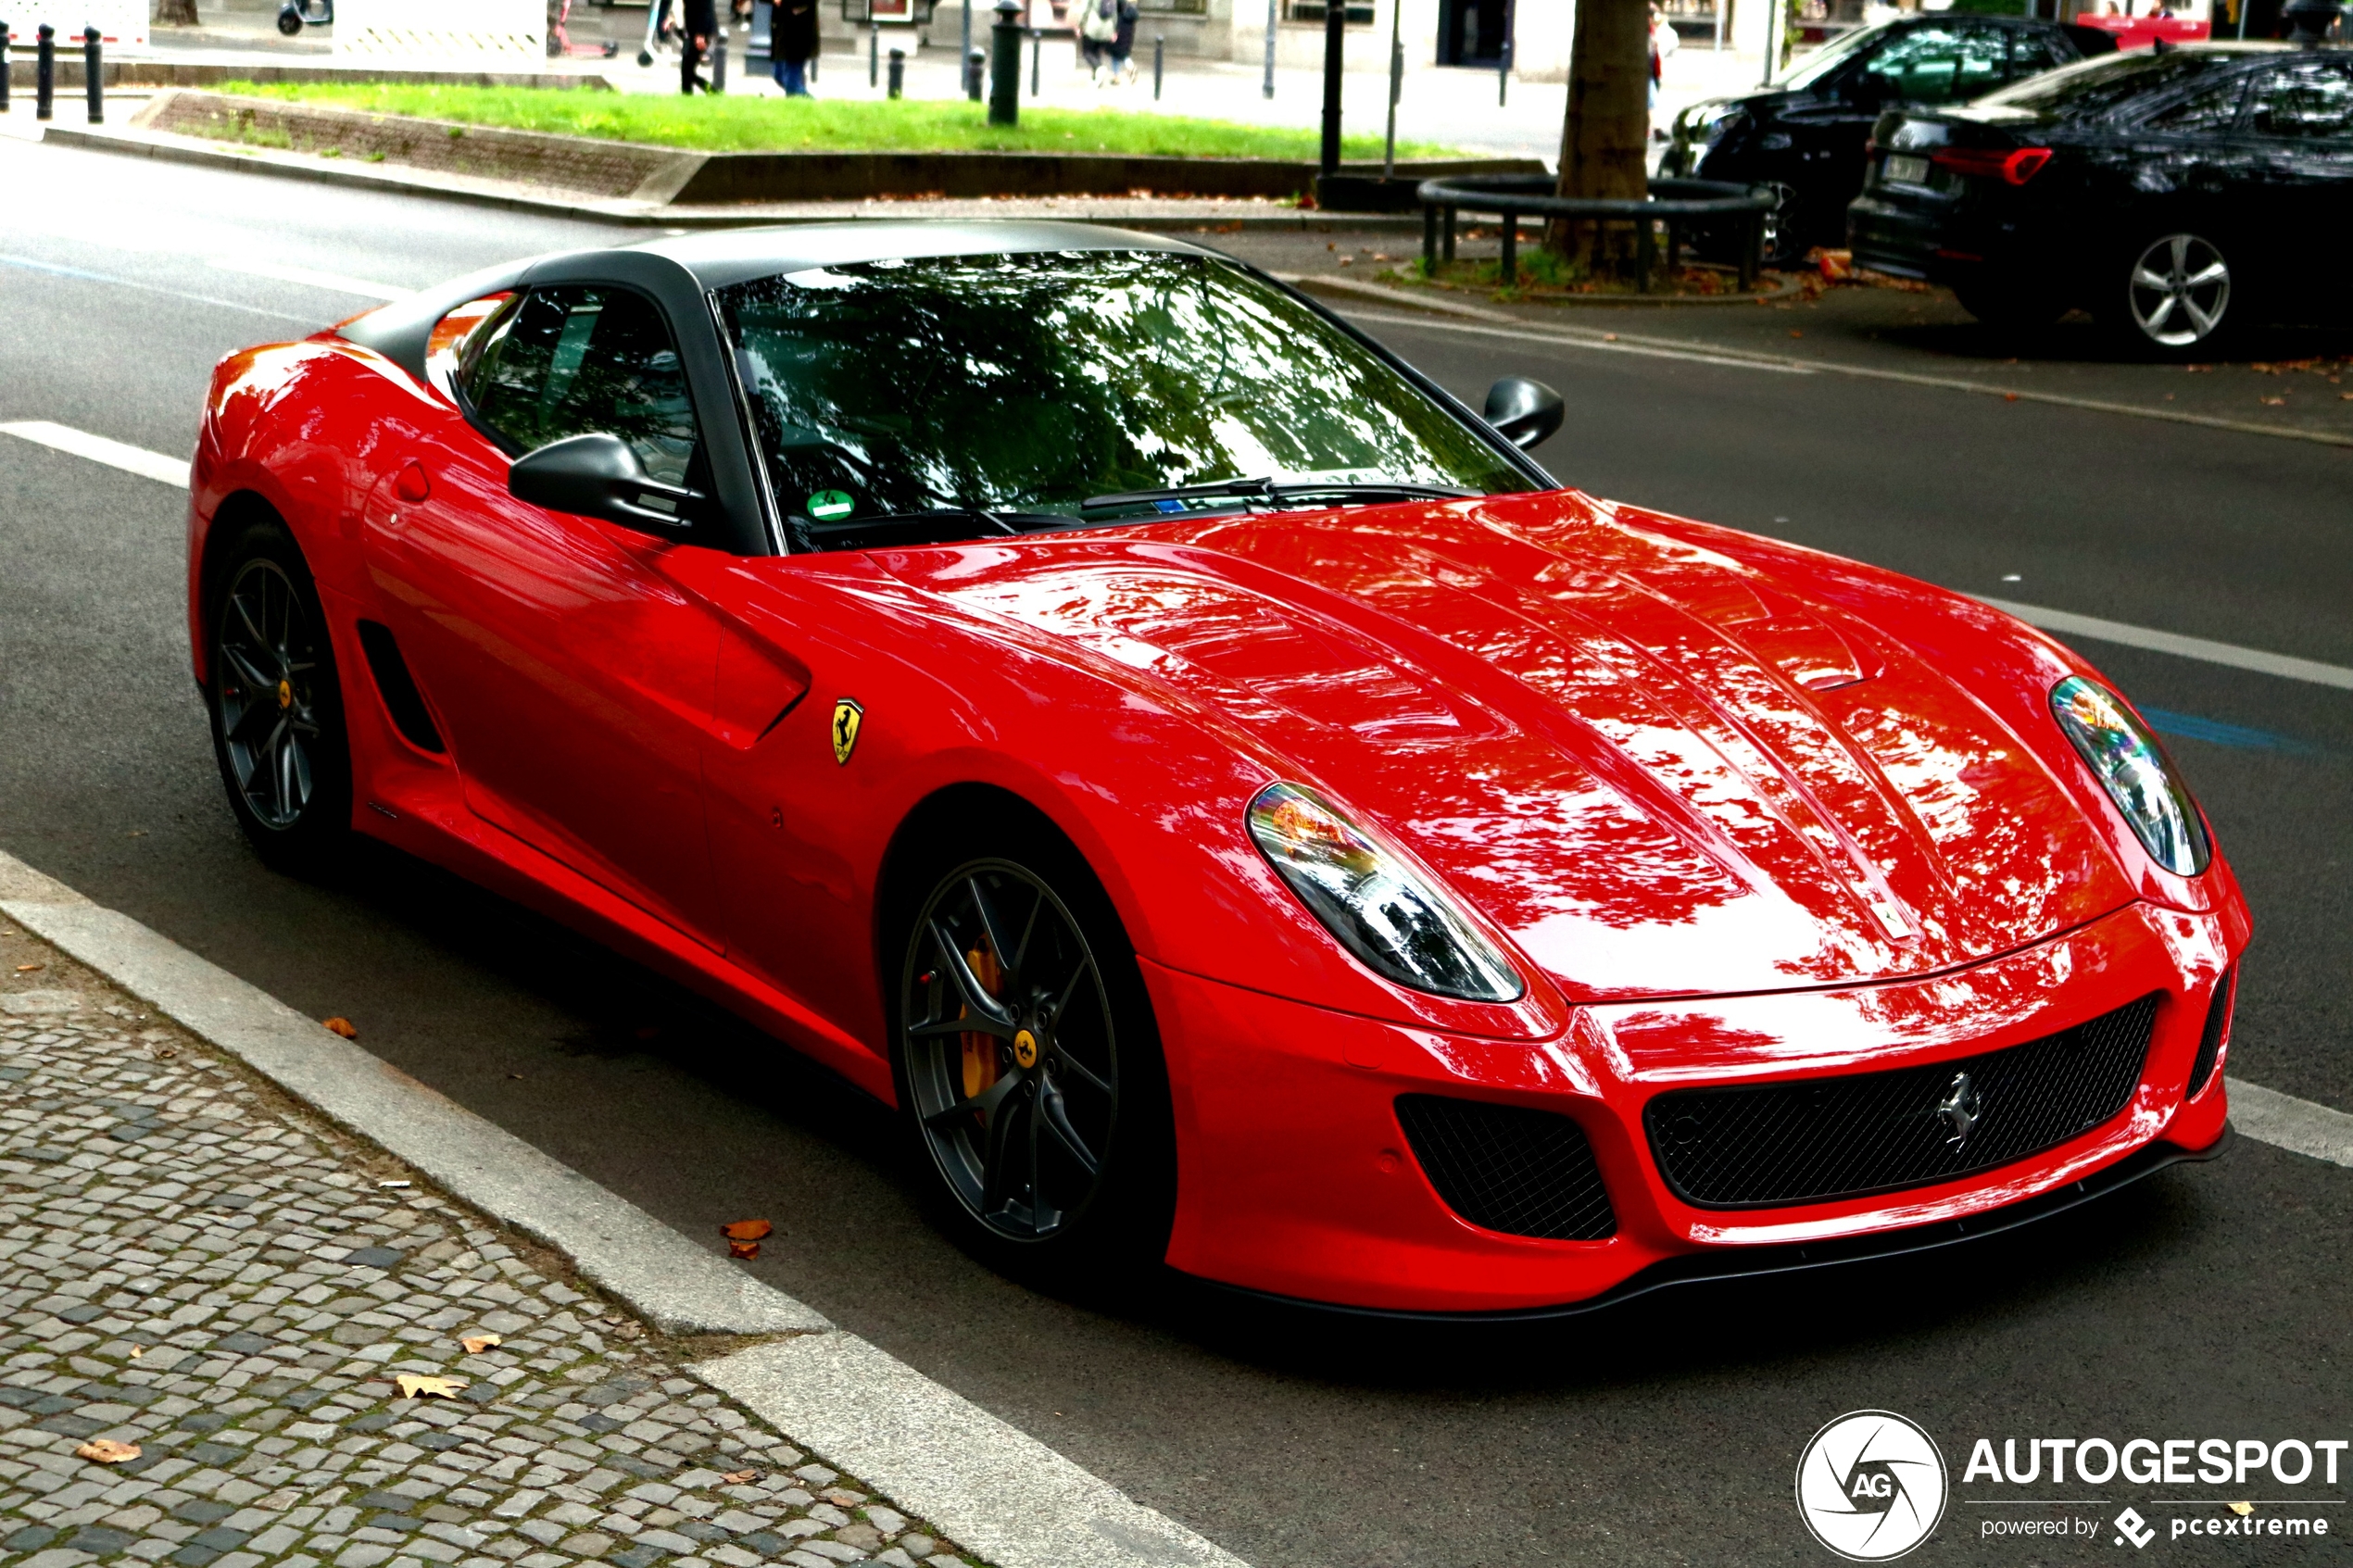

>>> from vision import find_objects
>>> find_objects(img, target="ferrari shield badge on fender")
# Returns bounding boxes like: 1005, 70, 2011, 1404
830, 699, 863, 766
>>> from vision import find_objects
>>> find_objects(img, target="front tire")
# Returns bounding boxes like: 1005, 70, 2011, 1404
2111, 231, 2233, 358
891, 834, 1174, 1286
206, 520, 352, 876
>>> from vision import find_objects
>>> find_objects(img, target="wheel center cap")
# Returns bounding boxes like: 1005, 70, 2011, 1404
276, 679, 294, 710
1013, 1028, 1039, 1070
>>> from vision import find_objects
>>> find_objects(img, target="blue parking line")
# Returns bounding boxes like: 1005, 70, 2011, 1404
2143, 707, 2328, 757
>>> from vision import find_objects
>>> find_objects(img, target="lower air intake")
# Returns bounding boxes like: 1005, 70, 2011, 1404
1394, 1095, 1617, 1241
2186, 966, 2234, 1101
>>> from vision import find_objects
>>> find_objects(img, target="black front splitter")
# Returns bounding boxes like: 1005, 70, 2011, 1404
1196, 1126, 2232, 1324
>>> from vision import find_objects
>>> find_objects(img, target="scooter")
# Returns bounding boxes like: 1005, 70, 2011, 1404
548, 0, 621, 58
275, 0, 332, 35
636, 0, 680, 67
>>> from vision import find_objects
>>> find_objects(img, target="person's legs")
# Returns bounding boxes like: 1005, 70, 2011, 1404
682, 32, 704, 92
784, 56, 808, 94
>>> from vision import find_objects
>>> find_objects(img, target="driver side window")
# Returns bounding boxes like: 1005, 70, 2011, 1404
1859, 24, 2006, 106
465, 286, 703, 487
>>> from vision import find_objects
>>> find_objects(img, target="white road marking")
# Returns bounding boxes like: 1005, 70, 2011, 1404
208, 256, 412, 301
1343, 307, 1818, 375
1981, 596, 2353, 694
2225, 1078, 2353, 1168
1339, 299, 2353, 450
0, 420, 190, 488
0, 847, 1245, 1568
0, 251, 318, 325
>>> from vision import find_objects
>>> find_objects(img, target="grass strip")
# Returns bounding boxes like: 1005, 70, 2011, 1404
215, 82, 1458, 159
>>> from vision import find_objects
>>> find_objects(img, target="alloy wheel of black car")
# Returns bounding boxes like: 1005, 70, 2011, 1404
900, 859, 1127, 1247
208, 524, 351, 872
1759, 182, 1806, 270
2126, 232, 2231, 352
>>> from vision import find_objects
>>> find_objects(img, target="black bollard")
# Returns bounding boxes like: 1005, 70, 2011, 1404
35, 21, 53, 122
82, 24, 100, 124
1317, 0, 1341, 176
1029, 28, 1040, 95
965, 44, 984, 100
713, 24, 727, 92
987, 0, 1020, 125
868, 19, 877, 86
887, 44, 903, 97
1152, 32, 1163, 99
1, 20, 10, 114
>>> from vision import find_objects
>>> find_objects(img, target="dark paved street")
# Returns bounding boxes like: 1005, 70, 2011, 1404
2, 136, 2347, 1567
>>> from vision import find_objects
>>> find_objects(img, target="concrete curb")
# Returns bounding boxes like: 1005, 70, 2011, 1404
40, 121, 1426, 232
0, 848, 1250, 1568
0, 860, 826, 1338
703, 1338, 1248, 1568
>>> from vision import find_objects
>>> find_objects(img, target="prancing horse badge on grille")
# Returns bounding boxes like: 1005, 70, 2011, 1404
1936, 1071, 1983, 1147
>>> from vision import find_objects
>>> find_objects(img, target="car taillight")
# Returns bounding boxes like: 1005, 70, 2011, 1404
1930, 146, 2052, 185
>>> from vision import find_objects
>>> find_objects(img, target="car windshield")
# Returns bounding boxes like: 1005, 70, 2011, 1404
714, 250, 1530, 551
1780, 22, 1890, 90
1978, 47, 2240, 117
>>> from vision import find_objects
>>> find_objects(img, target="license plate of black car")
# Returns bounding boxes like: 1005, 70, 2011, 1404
1884, 154, 1930, 186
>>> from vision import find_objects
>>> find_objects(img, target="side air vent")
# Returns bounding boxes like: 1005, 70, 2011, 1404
2186, 966, 2235, 1101
1394, 1095, 1617, 1242
356, 621, 446, 754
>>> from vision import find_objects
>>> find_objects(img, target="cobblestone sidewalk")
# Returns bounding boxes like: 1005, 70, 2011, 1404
0, 921, 985, 1568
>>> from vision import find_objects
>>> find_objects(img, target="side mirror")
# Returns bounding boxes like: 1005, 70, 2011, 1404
508, 433, 703, 533
1484, 378, 1566, 451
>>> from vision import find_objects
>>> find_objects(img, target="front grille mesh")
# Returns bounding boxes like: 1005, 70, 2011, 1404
1645, 995, 2159, 1210
2186, 967, 2234, 1101
1395, 1095, 1617, 1241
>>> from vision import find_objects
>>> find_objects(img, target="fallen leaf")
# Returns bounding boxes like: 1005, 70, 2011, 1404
128, 1346, 143, 1359
321, 1017, 359, 1038
1601, 332, 1618, 342
459, 1334, 502, 1354
721, 1470, 760, 1485
2004, 393, 2020, 402
2230, 1502, 2253, 1516
720, 1219, 774, 1242
14, 964, 41, 973
395, 1374, 467, 1399
75, 1439, 141, 1464
1789, 329, 1804, 338
2260, 396, 2287, 407
728, 1239, 761, 1260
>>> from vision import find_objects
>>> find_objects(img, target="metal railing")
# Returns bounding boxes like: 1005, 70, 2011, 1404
1416, 173, 1778, 294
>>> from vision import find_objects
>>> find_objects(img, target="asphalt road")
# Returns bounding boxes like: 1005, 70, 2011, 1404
2, 138, 2347, 1568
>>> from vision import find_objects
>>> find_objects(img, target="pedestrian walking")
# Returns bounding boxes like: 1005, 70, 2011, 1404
1647, 4, 1678, 140
682, 0, 717, 93
1078, 0, 1116, 85
772, 0, 817, 94
1109, 0, 1140, 84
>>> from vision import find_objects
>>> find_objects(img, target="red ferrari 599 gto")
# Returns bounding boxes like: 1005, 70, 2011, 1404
187, 223, 2246, 1316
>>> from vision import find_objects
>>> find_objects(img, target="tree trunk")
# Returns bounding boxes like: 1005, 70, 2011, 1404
1552, 0, 1651, 275
156, 0, 201, 26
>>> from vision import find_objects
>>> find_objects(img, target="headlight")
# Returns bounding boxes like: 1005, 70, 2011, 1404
1246, 782, 1523, 1003
2049, 676, 2210, 876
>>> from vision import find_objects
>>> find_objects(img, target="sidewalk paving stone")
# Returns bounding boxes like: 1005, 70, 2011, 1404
0, 924, 986, 1568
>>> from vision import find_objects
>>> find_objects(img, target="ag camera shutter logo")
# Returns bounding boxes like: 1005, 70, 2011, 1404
1796, 1410, 1949, 1561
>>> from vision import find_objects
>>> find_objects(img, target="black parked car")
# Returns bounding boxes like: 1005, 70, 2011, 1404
1848, 43, 2353, 355
1663, 14, 2117, 265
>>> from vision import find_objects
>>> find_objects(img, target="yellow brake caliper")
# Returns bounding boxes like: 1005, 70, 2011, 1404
960, 940, 1002, 1102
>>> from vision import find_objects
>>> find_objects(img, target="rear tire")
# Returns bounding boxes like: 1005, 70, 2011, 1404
887, 819, 1175, 1291
2107, 230, 2234, 359
205, 519, 353, 877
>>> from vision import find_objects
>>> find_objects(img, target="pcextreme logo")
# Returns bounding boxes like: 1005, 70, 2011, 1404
1796, 1410, 1950, 1562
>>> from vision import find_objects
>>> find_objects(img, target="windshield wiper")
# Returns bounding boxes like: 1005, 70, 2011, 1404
791, 506, 1070, 551
1081, 476, 1483, 512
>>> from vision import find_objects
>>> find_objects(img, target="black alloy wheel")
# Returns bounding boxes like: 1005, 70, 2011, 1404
896, 850, 1169, 1272
208, 522, 351, 873
2120, 231, 2232, 357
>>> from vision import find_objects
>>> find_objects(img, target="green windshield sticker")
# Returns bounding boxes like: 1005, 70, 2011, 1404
807, 491, 854, 521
